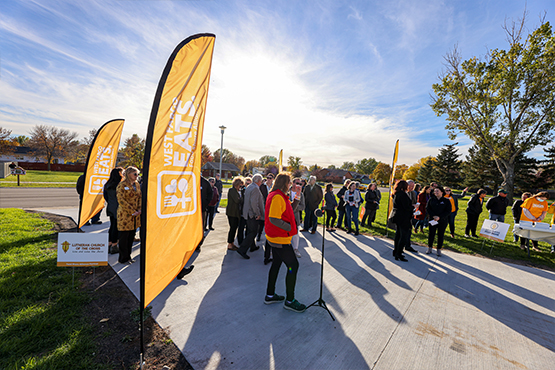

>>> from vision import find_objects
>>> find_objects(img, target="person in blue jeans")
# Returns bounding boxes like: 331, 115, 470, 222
344, 182, 362, 235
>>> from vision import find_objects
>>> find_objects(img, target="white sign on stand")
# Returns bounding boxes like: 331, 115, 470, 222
57, 233, 108, 267
479, 220, 510, 242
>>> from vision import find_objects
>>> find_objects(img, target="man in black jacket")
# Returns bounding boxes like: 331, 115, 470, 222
214, 173, 223, 213
302, 176, 323, 234
335, 179, 351, 230
465, 189, 487, 237
486, 189, 510, 222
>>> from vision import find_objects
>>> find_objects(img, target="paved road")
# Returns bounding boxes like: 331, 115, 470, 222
0, 187, 79, 208
0, 184, 389, 209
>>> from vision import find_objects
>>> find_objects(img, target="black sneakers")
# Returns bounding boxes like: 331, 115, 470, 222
284, 299, 307, 313
264, 294, 285, 304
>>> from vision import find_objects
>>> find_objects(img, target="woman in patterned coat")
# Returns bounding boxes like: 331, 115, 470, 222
117, 166, 142, 264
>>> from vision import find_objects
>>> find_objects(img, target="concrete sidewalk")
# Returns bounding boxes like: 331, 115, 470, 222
34, 207, 555, 370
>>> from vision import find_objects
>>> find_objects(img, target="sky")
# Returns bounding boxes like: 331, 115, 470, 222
1, 0, 553, 167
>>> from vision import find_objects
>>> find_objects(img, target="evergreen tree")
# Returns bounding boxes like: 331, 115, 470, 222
416, 157, 437, 185
537, 146, 555, 189
434, 143, 463, 188
461, 145, 502, 192
514, 154, 539, 193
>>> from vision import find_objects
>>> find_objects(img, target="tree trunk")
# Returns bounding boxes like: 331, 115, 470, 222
495, 158, 515, 204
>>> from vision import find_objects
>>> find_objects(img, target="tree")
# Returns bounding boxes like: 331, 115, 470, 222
355, 158, 378, 175
214, 149, 245, 172
372, 162, 392, 184
309, 164, 321, 174
201, 145, 213, 167
403, 157, 431, 181
14, 135, 29, 146
340, 161, 356, 171
434, 143, 463, 188
462, 145, 503, 191
0, 127, 14, 155
120, 134, 145, 170
431, 16, 555, 201
536, 146, 555, 189
259, 155, 276, 167
394, 164, 408, 180
244, 159, 260, 174
66, 129, 98, 164
28, 125, 78, 170
287, 156, 302, 170
328, 164, 337, 170
416, 157, 437, 185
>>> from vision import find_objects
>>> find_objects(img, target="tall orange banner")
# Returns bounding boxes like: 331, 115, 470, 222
141, 34, 215, 307
79, 119, 125, 228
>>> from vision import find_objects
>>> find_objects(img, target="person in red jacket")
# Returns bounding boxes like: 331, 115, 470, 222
264, 173, 307, 313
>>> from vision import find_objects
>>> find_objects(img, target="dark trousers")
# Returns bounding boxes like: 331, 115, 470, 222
429, 220, 448, 249
264, 240, 272, 260
257, 219, 265, 240
447, 213, 456, 235
206, 206, 216, 229
266, 244, 299, 301
361, 208, 377, 226
394, 222, 411, 257
227, 216, 239, 244
325, 209, 337, 228
465, 212, 480, 236
520, 237, 538, 249
91, 210, 101, 223
118, 229, 135, 263
304, 206, 318, 232
108, 215, 118, 244
337, 207, 346, 228
239, 217, 258, 254
237, 217, 246, 245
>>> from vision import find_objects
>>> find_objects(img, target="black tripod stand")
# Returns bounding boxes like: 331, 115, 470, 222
307, 208, 335, 321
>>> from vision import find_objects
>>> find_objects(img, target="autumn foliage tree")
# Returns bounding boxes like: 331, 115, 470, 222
431, 16, 555, 201
28, 125, 78, 170
120, 134, 145, 170
0, 127, 14, 155
372, 162, 392, 184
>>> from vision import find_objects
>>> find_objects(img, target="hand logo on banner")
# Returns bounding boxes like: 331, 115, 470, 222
156, 171, 197, 218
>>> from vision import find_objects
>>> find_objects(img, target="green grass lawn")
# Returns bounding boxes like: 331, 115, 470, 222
0, 170, 80, 188
0, 209, 100, 369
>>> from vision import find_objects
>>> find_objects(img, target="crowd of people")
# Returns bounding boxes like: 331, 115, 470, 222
78, 168, 554, 314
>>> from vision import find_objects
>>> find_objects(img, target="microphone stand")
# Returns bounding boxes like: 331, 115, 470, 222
307, 208, 335, 321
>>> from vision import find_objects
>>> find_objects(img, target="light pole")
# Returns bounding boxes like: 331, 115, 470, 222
219, 125, 226, 180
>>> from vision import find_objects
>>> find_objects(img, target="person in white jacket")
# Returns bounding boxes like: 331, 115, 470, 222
344, 182, 362, 235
